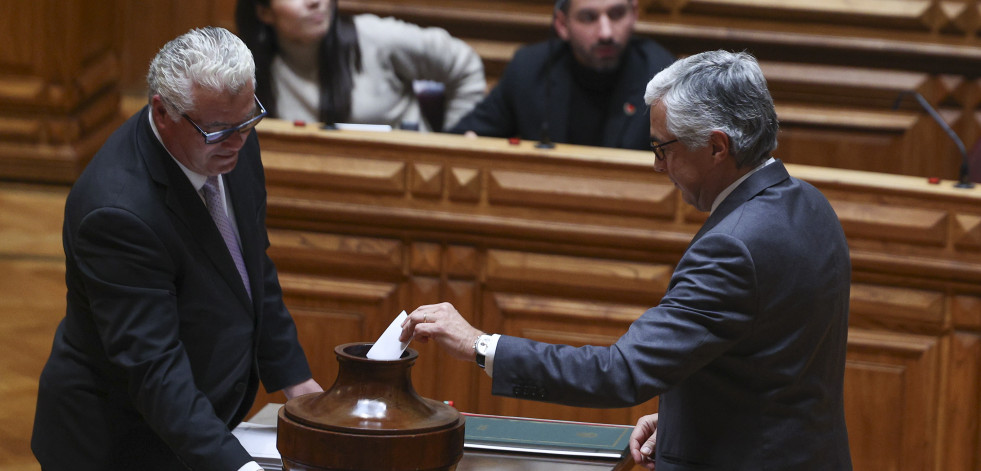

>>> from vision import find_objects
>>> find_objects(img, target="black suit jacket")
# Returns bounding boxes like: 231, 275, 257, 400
449, 37, 674, 150
32, 107, 312, 471
492, 162, 852, 470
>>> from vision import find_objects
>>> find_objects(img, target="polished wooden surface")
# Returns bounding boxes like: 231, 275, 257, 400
0, 183, 67, 471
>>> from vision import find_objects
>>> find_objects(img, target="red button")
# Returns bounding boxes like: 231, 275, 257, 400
293, 120, 306, 127
927, 177, 941, 184
508, 137, 520, 145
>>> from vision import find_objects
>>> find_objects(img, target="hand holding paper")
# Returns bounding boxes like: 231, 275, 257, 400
366, 310, 411, 360
399, 302, 484, 362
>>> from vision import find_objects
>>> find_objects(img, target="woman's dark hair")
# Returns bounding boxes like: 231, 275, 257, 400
235, 0, 362, 125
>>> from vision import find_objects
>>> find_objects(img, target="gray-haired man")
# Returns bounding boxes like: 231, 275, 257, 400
32, 27, 320, 471
405, 50, 853, 470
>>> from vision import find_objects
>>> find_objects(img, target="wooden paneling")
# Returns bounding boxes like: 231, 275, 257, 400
0, 0, 123, 183
250, 120, 981, 470
7, 2, 981, 469
333, 0, 981, 181
10, 0, 981, 182
845, 329, 939, 471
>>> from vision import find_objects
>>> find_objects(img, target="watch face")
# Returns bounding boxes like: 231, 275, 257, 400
476, 337, 490, 354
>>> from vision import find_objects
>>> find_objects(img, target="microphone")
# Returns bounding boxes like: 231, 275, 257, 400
893, 90, 974, 188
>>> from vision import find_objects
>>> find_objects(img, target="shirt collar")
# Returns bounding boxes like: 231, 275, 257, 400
710, 157, 776, 215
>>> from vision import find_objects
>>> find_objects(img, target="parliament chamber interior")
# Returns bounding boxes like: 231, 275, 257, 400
3, 0, 981, 469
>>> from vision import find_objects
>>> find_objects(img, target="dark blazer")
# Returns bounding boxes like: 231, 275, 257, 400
32, 107, 312, 471
449, 37, 673, 150
492, 161, 852, 470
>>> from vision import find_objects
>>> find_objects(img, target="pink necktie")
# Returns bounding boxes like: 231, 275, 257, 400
202, 176, 252, 300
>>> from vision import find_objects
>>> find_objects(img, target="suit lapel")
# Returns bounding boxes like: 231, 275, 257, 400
138, 107, 254, 313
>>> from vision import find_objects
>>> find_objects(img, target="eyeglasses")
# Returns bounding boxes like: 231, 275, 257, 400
182, 95, 267, 144
650, 138, 678, 161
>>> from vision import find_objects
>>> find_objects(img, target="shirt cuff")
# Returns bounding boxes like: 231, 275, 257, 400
237, 461, 263, 471
483, 334, 501, 378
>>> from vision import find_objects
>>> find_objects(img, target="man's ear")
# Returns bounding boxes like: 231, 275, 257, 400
553, 10, 570, 41
150, 95, 173, 131
709, 130, 731, 164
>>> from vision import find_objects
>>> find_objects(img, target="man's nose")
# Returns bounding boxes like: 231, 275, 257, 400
598, 15, 613, 40
222, 131, 248, 148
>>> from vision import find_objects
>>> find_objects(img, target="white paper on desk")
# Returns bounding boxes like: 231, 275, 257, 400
231, 421, 279, 460
366, 310, 410, 360
334, 123, 392, 132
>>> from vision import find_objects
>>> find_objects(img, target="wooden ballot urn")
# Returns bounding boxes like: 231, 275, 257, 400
278, 343, 465, 470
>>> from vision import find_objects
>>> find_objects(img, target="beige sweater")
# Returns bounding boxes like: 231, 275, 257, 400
270, 14, 485, 131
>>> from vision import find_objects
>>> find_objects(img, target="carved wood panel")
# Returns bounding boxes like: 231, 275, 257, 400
248, 272, 401, 417
844, 329, 940, 471
0, 0, 122, 183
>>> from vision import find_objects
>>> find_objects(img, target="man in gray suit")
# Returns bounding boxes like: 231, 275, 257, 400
401, 50, 852, 470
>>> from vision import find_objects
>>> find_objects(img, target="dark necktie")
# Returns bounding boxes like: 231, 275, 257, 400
202, 176, 252, 300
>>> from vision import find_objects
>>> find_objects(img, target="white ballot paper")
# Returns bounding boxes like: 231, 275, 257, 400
366, 310, 411, 360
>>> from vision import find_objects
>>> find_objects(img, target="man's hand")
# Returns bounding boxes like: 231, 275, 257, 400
282, 378, 323, 400
629, 413, 658, 470
399, 302, 483, 361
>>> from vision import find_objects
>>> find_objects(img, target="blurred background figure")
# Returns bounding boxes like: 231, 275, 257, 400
235, 0, 485, 131
449, 0, 674, 150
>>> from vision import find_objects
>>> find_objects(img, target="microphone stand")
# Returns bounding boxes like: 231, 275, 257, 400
893, 90, 974, 188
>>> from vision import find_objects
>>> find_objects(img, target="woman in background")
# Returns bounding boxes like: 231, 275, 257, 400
236, 0, 485, 131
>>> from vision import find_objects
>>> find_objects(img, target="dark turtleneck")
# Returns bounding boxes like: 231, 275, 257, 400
565, 56, 624, 147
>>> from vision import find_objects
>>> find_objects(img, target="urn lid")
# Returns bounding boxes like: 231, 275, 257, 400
283, 343, 462, 435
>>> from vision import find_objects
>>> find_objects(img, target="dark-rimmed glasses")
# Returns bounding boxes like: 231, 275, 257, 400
650, 138, 678, 161
183, 95, 267, 145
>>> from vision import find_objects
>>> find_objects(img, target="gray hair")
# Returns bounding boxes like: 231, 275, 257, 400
644, 50, 778, 168
147, 26, 256, 120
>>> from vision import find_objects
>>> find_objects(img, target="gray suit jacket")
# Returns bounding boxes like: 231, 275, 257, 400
32, 107, 312, 471
492, 161, 852, 470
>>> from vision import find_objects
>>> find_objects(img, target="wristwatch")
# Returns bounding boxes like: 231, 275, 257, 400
474, 334, 492, 369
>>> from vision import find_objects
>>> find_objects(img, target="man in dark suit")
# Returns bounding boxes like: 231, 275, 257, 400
31, 27, 321, 471
403, 50, 853, 470
448, 0, 673, 150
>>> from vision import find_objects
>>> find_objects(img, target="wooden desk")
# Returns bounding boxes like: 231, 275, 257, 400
250, 119, 981, 471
